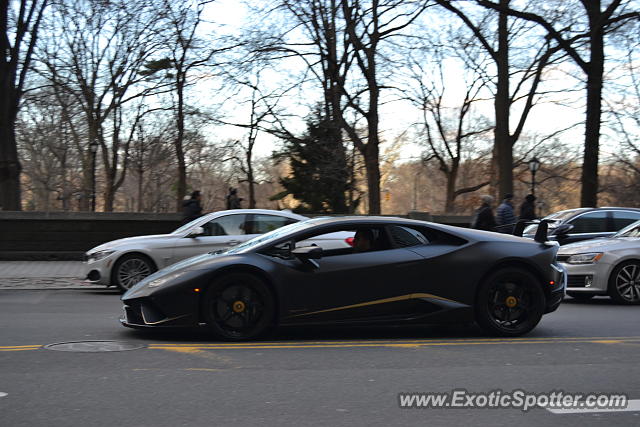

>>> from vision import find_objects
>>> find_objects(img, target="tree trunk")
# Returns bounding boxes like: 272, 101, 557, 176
247, 150, 256, 209
364, 143, 381, 215
0, 115, 21, 211
444, 161, 459, 213
580, 1, 604, 208
137, 167, 144, 212
175, 77, 187, 211
494, 0, 512, 199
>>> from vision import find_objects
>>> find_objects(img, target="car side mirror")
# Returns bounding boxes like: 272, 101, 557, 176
292, 246, 323, 260
187, 226, 205, 238
553, 223, 574, 236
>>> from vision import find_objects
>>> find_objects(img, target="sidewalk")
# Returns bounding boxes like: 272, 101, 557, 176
0, 261, 105, 290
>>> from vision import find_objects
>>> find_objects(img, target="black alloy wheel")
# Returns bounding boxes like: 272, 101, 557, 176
203, 273, 275, 340
475, 267, 545, 337
608, 261, 640, 305
112, 254, 156, 292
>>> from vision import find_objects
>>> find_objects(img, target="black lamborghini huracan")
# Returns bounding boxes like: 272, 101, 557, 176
121, 216, 566, 339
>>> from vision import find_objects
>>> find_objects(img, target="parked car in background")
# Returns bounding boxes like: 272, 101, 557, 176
557, 220, 640, 304
523, 207, 640, 245
84, 209, 352, 291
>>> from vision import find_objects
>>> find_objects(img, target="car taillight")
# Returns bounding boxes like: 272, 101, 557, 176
345, 237, 355, 247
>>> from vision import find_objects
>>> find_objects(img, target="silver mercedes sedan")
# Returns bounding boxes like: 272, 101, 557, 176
557, 220, 640, 304
84, 209, 352, 291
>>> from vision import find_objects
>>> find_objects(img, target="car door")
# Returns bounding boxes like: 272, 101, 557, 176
560, 211, 612, 244
171, 214, 249, 262
270, 225, 425, 324
281, 248, 426, 324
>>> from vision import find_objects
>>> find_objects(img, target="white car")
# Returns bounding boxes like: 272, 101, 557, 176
84, 209, 353, 291
557, 220, 640, 304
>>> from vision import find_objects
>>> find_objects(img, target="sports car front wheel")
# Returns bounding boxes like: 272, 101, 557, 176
203, 273, 275, 341
475, 268, 545, 337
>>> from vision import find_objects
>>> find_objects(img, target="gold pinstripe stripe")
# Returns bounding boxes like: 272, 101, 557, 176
289, 293, 460, 318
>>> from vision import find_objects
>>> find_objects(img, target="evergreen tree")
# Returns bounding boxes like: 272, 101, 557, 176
273, 112, 354, 214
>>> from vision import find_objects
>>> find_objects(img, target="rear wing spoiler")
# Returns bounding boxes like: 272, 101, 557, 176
513, 219, 549, 243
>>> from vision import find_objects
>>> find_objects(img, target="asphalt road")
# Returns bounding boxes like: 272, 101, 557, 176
1, 289, 639, 427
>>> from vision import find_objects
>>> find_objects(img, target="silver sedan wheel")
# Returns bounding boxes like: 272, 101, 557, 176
116, 258, 152, 290
614, 263, 640, 303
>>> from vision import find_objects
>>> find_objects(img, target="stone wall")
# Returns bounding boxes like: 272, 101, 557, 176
0, 211, 471, 260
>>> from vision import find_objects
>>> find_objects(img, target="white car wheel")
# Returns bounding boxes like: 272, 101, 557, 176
112, 255, 156, 292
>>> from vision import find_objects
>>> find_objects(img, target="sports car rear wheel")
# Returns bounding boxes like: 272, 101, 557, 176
608, 261, 640, 305
203, 273, 275, 341
475, 268, 545, 337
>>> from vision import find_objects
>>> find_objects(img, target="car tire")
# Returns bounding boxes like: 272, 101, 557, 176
608, 260, 640, 305
475, 267, 546, 337
567, 292, 595, 301
203, 272, 275, 341
111, 254, 157, 293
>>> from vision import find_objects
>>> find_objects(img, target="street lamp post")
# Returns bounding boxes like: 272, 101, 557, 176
90, 141, 98, 212
528, 157, 541, 197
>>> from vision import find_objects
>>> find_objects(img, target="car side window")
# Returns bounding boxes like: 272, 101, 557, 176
568, 211, 609, 233
388, 225, 429, 247
612, 211, 640, 230
245, 214, 298, 235
202, 214, 247, 236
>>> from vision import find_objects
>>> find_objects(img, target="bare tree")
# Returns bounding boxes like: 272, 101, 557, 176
434, 0, 564, 200
404, 44, 494, 212
476, 0, 640, 207
39, 0, 163, 211
0, 0, 48, 210
338, 0, 430, 214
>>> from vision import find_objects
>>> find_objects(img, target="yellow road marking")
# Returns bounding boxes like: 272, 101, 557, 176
148, 337, 640, 351
0, 345, 42, 349
146, 336, 640, 347
4, 336, 640, 353
144, 336, 640, 347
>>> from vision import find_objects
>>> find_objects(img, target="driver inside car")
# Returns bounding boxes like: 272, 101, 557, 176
353, 229, 375, 253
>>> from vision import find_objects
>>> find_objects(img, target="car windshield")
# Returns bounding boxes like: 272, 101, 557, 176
613, 220, 640, 238
220, 219, 317, 255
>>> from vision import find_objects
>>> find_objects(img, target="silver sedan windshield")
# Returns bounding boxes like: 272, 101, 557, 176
223, 220, 315, 254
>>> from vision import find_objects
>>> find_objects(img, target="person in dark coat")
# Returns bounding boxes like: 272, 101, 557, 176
471, 195, 497, 231
225, 188, 242, 210
519, 194, 537, 221
496, 193, 516, 232
182, 190, 203, 224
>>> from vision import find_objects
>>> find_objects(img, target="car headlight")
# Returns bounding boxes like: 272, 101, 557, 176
147, 272, 183, 288
87, 250, 115, 262
565, 252, 603, 264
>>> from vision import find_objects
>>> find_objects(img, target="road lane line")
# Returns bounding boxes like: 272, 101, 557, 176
0, 392, 7, 398
4, 336, 640, 353
148, 337, 640, 351
146, 336, 640, 347
0, 346, 41, 352
546, 399, 640, 414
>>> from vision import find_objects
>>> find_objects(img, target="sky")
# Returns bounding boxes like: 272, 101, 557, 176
192, 0, 629, 164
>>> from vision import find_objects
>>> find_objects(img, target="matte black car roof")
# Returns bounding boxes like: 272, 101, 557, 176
303, 216, 531, 244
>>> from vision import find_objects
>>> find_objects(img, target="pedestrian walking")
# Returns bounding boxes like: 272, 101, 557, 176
226, 188, 242, 210
519, 194, 537, 222
496, 193, 516, 232
182, 190, 203, 224
470, 195, 497, 231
